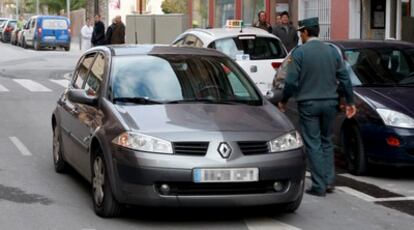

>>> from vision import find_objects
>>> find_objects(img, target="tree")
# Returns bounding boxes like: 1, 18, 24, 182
24, 0, 86, 15
161, 0, 188, 14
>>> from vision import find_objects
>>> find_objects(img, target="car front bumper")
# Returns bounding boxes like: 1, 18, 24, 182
109, 145, 306, 207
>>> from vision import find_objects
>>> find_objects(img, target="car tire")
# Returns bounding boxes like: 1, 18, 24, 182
53, 125, 68, 173
64, 46, 70, 52
92, 149, 122, 218
34, 40, 40, 50
281, 180, 304, 213
23, 39, 27, 49
342, 124, 367, 175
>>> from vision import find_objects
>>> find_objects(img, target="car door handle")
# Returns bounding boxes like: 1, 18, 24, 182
250, 65, 258, 73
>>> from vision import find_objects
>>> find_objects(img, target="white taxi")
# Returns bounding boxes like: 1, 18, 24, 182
172, 20, 287, 95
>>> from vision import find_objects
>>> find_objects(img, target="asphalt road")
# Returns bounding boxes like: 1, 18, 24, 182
0, 42, 413, 230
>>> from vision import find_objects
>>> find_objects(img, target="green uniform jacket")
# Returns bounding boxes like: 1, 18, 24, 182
281, 39, 354, 105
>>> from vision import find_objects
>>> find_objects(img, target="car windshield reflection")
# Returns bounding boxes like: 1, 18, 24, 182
111, 55, 262, 106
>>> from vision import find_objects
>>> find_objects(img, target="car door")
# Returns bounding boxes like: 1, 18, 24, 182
69, 52, 106, 179
59, 53, 96, 175
26, 18, 36, 45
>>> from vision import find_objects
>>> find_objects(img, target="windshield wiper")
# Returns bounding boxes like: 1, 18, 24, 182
166, 98, 238, 105
113, 97, 163, 104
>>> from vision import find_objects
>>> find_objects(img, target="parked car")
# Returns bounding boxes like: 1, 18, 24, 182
10, 27, 20, 45
0, 19, 17, 42
22, 15, 70, 51
0, 18, 9, 33
51, 45, 305, 217
268, 40, 414, 175
172, 26, 287, 95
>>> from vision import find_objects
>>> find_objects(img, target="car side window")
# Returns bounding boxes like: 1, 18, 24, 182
173, 37, 185, 47
73, 53, 96, 89
30, 19, 36, 28
84, 53, 105, 96
184, 35, 199, 47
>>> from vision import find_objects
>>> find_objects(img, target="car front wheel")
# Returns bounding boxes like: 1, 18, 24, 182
92, 150, 122, 217
53, 125, 67, 173
342, 124, 367, 175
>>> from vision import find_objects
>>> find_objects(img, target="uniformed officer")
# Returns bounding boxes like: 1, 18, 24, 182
278, 17, 357, 197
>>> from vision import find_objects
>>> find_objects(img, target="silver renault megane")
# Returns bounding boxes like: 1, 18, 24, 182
51, 45, 305, 217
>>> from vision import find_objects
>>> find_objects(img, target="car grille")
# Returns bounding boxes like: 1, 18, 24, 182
173, 142, 209, 156
238, 141, 269, 155
156, 181, 280, 196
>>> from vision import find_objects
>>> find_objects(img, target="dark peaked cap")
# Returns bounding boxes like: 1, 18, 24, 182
297, 17, 319, 31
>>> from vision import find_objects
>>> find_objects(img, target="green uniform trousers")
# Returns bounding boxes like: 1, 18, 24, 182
298, 99, 338, 193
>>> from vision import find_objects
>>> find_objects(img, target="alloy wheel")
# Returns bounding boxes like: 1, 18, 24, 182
93, 156, 105, 207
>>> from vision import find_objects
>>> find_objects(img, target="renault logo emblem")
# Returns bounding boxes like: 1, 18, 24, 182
218, 142, 232, 159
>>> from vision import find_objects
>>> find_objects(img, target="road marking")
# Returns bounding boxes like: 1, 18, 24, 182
13, 79, 52, 92
9, 136, 32, 156
0, 84, 9, 92
373, 197, 414, 202
50, 79, 70, 88
336, 186, 377, 202
245, 218, 301, 230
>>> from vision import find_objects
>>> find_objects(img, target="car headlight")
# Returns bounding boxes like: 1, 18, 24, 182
376, 109, 414, 129
112, 132, 173, 154
268, 131, 303, 152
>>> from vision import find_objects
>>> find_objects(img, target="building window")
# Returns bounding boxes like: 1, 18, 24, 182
193, 0, 209, 28
300, 0, 331, 40
242, 0, 265, 26
215, 0, 236, 28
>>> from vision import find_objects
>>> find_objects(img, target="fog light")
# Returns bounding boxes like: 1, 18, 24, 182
273, 181, 283, 192
160, 184, 170, 195
386, 136, 400, 147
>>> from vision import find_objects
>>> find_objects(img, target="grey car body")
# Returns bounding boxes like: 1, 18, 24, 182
51, 45, 305, 217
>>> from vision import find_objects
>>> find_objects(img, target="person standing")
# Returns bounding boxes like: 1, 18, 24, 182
105, 18, 116, 45
91, 14, 105, 46
278, 17, 356, 197
109, 15, 125, 44
81, 18, 93, 50
272, 11, 298, 52
253, 11, 272, 33
275, 14, 282, 26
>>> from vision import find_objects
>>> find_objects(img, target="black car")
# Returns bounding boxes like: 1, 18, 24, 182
269, 40, 414, 175
52, 45, 306, 217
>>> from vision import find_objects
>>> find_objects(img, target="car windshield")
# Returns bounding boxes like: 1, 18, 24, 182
344, 48, 414, 86
209, 37, 286, 60
111, 55, 262, 105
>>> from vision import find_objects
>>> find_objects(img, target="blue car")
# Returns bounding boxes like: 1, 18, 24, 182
22, 15, 71, 51
269, 40, 414, 175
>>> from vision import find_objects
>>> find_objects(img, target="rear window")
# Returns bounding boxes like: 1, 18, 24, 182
42, 19, 68, 30
209, 36, 286, 60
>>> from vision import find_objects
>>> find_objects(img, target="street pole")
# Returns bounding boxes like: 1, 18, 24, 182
16, 0, 19, 19
67, 0, 70, 19
36, 0, 39, 15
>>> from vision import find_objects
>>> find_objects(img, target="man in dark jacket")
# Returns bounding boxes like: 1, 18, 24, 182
272, 11, 298, 52
91, 14, 105, 46
253, 11, 272, 33
278, 17, 356, 197
105, 18, 116, 45
110, 15, 125, 44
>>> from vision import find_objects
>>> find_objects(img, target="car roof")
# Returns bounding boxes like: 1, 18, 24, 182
180, 27, 278, 45
90, 45, 229, 57
32, 15, 69, 20
328, 39, 414, 50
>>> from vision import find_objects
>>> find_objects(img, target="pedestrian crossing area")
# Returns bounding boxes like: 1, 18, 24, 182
0, 78, 70, 93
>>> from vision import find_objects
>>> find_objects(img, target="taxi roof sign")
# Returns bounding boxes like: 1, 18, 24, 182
225, 20, 243, 28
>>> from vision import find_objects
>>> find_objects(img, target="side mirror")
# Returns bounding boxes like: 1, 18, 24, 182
68, 89, 98, 106
265, 87, 284, 106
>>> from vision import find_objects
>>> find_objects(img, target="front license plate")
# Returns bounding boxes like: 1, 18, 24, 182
193, 168, 259, 183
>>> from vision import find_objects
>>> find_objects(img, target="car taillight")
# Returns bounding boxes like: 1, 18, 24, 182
5, 26, 12, 32
271, 62, 282, 69
38, 28, 42, 35
68, 28, 71, 34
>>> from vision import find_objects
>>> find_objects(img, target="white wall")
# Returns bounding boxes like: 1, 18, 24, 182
108, 0, 137, 25
147, 0, 164, 14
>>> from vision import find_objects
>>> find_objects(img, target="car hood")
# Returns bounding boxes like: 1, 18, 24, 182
115, 103, 292, 135
354, 87, 414, 117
